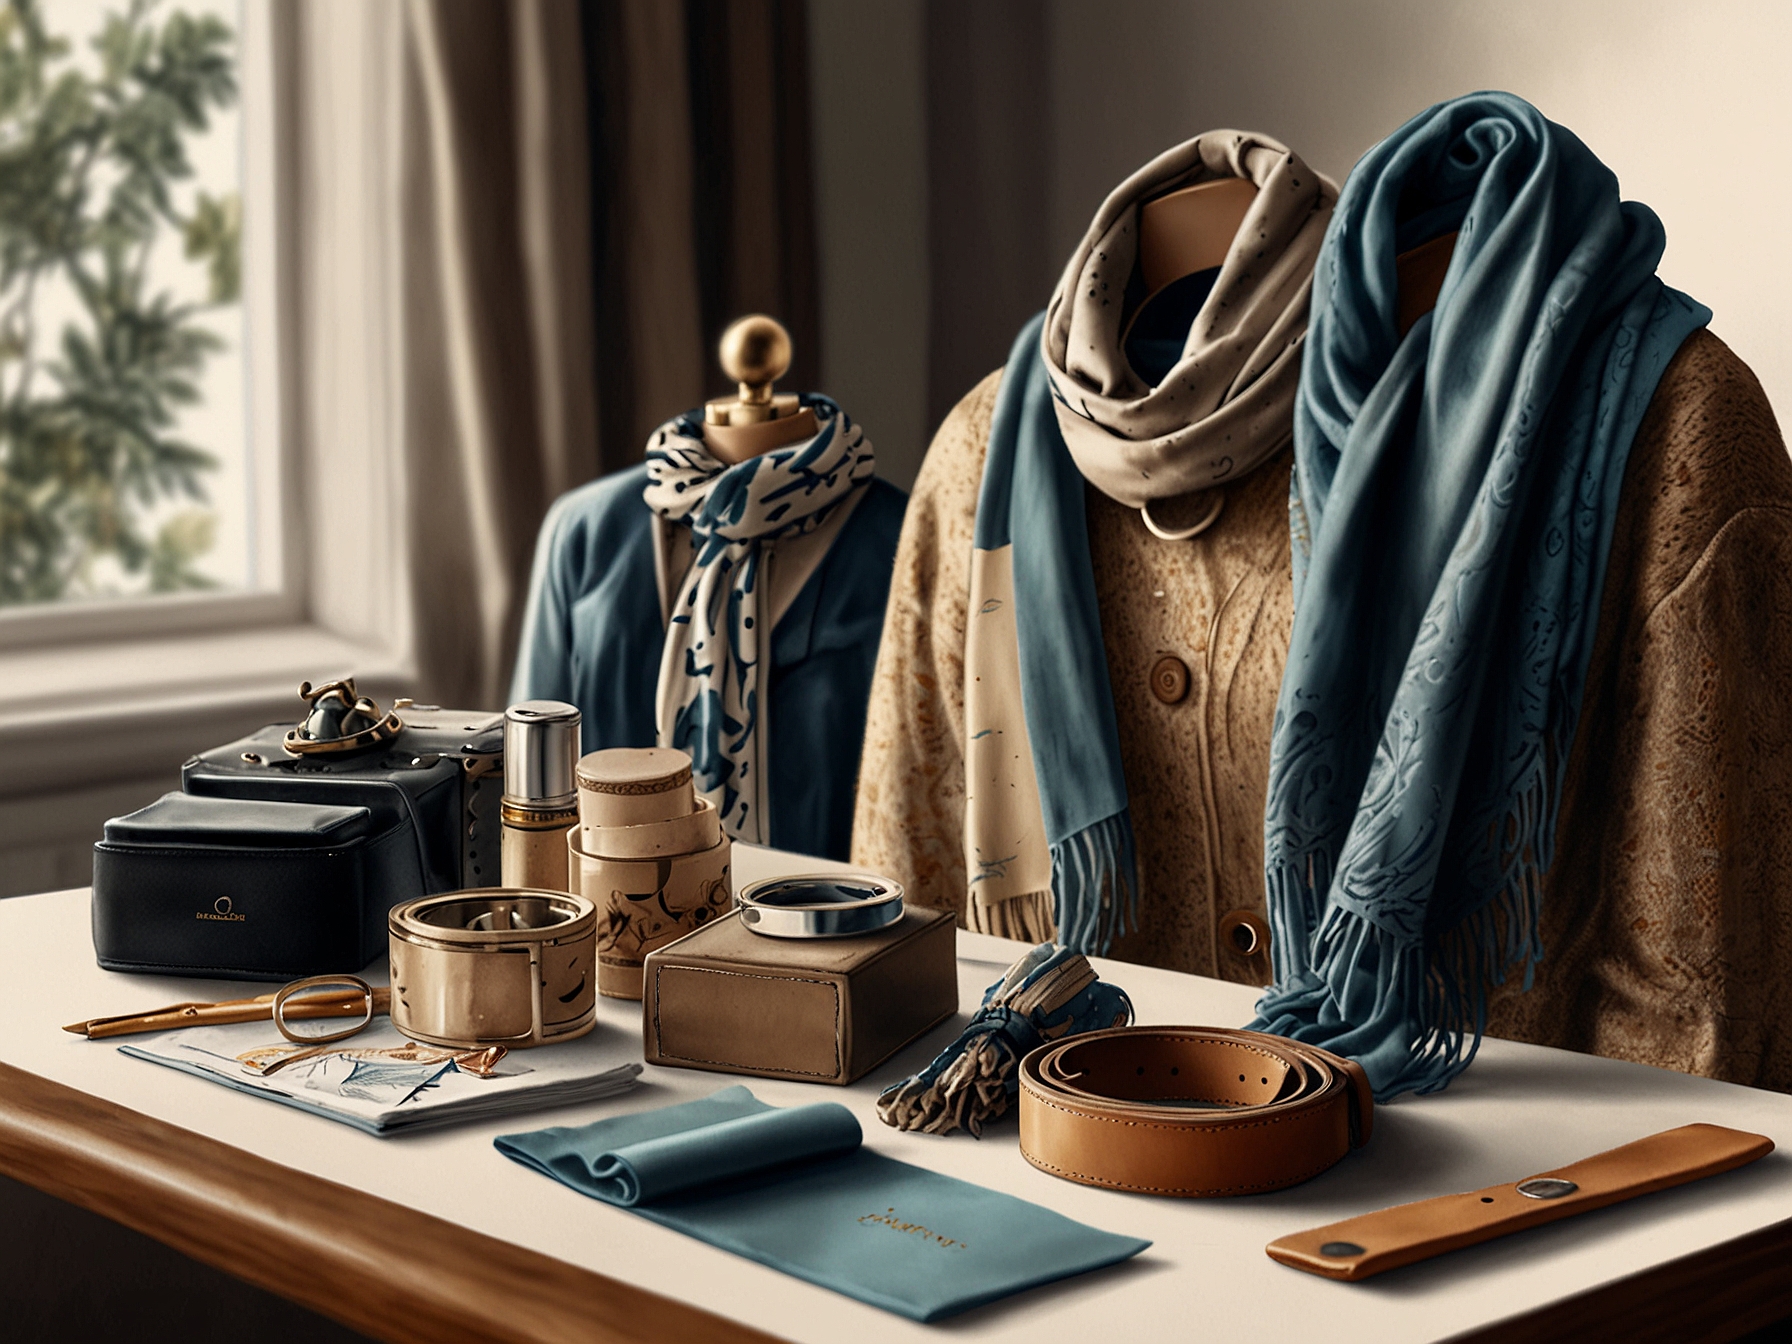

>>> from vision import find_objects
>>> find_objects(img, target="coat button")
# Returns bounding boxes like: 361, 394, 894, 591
1150, 655, 1190, 704
1219, 909, 1270, 958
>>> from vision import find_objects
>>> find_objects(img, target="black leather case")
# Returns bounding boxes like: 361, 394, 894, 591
91, 706, 504, 980
181, 706, 504, 894
92, 793, 415, 979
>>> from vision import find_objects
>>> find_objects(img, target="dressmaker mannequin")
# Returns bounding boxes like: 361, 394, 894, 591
1136, 177, 1259, 306
1134, 177, 1457, 341
1394, 231, 1456, 335
511, 310, 907, 861
701, 316, 817, 463
856, 113, 1792, 1099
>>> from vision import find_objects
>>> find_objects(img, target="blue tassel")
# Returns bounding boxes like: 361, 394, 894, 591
875, 944, 1133, 1136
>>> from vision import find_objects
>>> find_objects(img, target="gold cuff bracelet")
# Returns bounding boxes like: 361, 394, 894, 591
388, 888, 597, 1049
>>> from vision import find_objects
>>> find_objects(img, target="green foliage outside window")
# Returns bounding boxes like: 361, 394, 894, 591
0, 0, 239, 607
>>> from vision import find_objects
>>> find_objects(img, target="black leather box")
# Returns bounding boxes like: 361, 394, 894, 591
91, 702, 503, 980
92, 793, 414, 979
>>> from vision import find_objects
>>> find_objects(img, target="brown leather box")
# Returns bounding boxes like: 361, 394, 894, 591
641, 907, 958, 1085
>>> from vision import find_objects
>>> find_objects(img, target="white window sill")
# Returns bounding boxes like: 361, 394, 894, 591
0, 624, 414, 798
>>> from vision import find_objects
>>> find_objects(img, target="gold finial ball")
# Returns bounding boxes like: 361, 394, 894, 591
718, 314, 791, 389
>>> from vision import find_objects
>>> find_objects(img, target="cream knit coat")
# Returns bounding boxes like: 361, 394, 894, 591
853, 331, 1792, 1094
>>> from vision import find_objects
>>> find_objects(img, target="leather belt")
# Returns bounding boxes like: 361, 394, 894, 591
1018, 1026, 1373, 1197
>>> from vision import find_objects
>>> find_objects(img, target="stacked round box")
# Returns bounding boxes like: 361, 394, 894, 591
570, 747, 732, 999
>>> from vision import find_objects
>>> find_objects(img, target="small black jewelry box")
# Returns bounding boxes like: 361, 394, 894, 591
91, 792, 411, 980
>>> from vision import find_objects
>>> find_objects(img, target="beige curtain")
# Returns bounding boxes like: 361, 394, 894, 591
406, 0, 821, 707
586, 0, 821, 456
287, 0, 818, 710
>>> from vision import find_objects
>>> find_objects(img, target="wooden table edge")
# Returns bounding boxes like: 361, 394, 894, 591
1442, 1211, 1792, 1344
0, 1061, 784, 1344
6, 1055, 1789, 1344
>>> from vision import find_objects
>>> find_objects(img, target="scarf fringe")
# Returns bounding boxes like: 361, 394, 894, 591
1049, 811, 1139, 955
968, 889, 1057, 944
1254, 756, 1554, 1102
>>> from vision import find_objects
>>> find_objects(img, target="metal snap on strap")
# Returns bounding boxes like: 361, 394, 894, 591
1516, 1177, 1579, 1200
1219, 909, 1270, 958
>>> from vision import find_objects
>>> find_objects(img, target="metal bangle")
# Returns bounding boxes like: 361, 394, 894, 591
736, 873, 905, 940
387, 888, 597, 1047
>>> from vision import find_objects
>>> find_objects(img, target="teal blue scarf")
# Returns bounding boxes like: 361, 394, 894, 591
972, 333, 1138, 951
1250, 92, 1709, 1100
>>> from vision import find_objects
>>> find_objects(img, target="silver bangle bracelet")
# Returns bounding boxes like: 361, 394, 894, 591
736, 873, 905, 940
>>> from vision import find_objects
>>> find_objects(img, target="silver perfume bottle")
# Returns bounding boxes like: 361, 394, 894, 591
500, 700, 581, 892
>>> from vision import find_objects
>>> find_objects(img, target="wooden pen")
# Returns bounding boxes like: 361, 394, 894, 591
64, 988, 391, 1040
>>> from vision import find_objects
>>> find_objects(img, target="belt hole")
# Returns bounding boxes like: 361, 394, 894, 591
1170, 1066, 1179, 1075
1261, 1077, 1268, 1085
1238, 1073, 1245, 1081
1480, 1197, 1494, 1203
1136, 1066, 1145, 1075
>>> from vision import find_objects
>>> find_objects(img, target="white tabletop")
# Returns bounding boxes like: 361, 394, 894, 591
4, 845, 1790, 1342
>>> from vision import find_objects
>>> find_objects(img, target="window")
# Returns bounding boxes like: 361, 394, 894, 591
0, 0, 285, 622
0, 0, 415, 899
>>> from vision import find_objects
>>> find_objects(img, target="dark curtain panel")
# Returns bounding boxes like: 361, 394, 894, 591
924, 0, 1054, 430
581, 0, 821, 470
395, 0, 600, 708
687, 0, 820, 398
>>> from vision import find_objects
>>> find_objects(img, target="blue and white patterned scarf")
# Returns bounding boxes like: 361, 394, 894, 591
643, 397, 874, 843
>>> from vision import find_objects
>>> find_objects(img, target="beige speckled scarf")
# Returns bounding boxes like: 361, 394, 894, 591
1042, 131, 1336, 521
964, 132, 1334, 948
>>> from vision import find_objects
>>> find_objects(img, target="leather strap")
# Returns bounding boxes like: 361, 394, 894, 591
1267, 1122, 1774, 1280
1018, 1026, 1373, 1196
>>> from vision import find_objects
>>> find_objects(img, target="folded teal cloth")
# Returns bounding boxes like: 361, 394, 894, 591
495, 1085, 1149, 1321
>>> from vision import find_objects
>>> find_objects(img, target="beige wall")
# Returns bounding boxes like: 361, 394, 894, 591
1046, 0, 1792, 426
808, 2, 1790, 465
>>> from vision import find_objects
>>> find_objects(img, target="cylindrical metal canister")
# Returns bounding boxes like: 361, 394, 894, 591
501, 701, 581, 891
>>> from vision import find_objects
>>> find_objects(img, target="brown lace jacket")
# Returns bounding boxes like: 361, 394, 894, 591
852, 330, 1792, 1094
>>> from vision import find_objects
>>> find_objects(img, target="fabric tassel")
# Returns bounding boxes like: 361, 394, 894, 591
876, 944, 1132, 1138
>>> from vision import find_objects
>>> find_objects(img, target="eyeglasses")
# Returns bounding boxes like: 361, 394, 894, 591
67, 975, 510, 1080
249, 975, 384, 1076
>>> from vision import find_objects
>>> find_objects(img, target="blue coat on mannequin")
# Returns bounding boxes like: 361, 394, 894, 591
511, 462, 906, 861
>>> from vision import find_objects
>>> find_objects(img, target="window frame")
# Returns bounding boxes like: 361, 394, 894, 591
0, 0, 418, 799
0, 0, 305, 652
